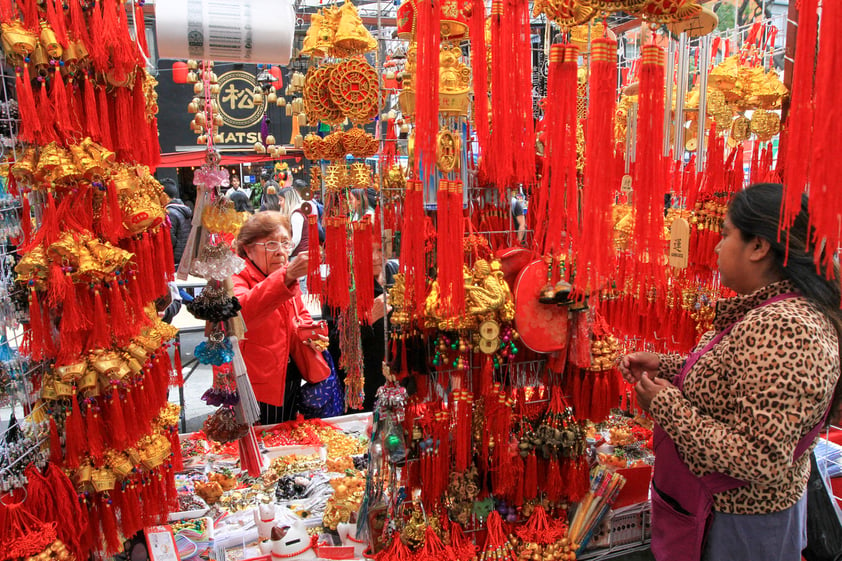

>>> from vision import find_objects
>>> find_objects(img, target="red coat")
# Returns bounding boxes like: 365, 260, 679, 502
232, 259, 312, 407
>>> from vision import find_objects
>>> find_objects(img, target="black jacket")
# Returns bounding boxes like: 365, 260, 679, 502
166, 199, 193, 266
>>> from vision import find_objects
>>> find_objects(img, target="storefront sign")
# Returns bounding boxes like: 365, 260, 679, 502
156, 0, 295, 64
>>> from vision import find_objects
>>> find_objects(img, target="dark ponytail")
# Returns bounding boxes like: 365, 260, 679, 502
728, 183, 842, 425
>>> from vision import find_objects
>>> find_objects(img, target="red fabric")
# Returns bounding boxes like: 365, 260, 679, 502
231, 258, 310, 406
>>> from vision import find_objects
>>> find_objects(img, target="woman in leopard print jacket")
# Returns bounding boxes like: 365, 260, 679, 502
621, 184, 842, 561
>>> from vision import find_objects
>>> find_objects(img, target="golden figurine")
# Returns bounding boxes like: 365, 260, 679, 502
438, 45, 470, 116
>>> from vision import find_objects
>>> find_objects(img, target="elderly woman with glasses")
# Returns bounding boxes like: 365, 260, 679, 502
233, 211, 321, 424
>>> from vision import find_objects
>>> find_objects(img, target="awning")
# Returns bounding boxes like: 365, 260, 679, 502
158, 150, 304, 168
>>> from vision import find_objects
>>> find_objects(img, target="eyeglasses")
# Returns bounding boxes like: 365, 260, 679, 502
255, 240, 293, 252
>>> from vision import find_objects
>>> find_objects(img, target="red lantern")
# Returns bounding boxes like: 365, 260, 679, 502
268, 66, 283, 88
172, 61, 189, 84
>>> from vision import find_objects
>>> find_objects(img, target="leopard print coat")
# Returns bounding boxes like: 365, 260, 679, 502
652, 280, 840, 514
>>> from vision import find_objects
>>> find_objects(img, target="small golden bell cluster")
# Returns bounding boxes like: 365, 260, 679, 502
301, 1, 378, 58
588, 334, 620, 372
184, 61, 228, 146
513, 536, 578, 561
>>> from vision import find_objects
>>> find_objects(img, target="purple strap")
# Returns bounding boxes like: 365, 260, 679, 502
674, 292, 827, 461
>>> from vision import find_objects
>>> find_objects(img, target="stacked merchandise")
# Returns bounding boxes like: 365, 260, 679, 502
0, 0, 176, 556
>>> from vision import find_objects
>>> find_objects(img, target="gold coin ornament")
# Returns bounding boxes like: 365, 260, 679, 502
750, 109, 781, 141
479, 337, 501, 355
479, 320, 501, 341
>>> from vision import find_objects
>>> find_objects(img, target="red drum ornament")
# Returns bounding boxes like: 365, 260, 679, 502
513, 260, 569, 353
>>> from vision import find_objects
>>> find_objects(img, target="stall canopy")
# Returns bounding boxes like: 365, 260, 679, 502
158, 150, 303, 168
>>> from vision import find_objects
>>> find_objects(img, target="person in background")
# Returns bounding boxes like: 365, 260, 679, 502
620, 183, 841, 561
359, 241, 398, 411
510, 191, 527, 244
277, 187, 310, 259
294, 178, 325, 244
226, 175, 253, 213
260, 185, 281, 212
161, 178, 193, 267
232, 212, 321, 425
350, 188, 375, 222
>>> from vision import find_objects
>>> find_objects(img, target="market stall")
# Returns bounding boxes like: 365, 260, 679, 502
1, 0, 841, 560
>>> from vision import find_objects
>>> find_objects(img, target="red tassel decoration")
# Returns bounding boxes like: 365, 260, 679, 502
97, 87, 114, 149
413, 0, 440, 177
114, 86, 135, 156
781, 0, 818, 230
90, 285, 111, 348
49, 417, 63, 465
104, 384, 129, 449
68, 0, 91, 44
435, 180, 465, 318
37, 81, 59, 144
398, 179, 427, 322
15, 65, 41, 144
352, 218, 374, 324
159, 226, 176, 280
306, 214, 322, 297
524, 451, 538, 499
85, 399, 105, 461
468, 0, 489, 158
102, 179, 124, 244
152, 227, 172, 295
134, 1, 149, 58
48, 262, 67, 308
27, 286, 53, 361
98, 494, 123, 555
82, 73, 103, 141
452, 389, 473, 472
45, 0, 69, 48
808, 0, 842, 276
19, 0, 38, 32
64, 395, 87, 468
325, 216, 351, 311
544, 44, 579, 255
0, 0, 15, 23
45, 462, 91, 560
581, 35, 620, 292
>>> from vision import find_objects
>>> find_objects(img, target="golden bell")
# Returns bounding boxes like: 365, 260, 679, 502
254, 142, 266, 154
266, 134, 276, 146
78, 368, 99, 394
12, 147, 38, 183
56, 361, 88, 382
332, 0, 377, 56
39, 22, 63, 59
31, 41, 50, 77
81, 137, 116, 165
1, 21, 38, 57
109, 454, 134, 478
74, 463, 93, 486
91, 468, 117, 492
193, 82, 204, 95
69, 143, 106, 177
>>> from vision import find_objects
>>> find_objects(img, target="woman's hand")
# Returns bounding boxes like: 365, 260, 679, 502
635, 373, 673, 412
284, 254, 309, 285
618, 351, 660, 385
370, 294, 392, 323
304, 334, 329, 351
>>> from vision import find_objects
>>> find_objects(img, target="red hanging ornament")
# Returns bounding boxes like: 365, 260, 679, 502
581, 35, 620, 291
414, 0, 440, 177
133, 0, 150, 58
63, 394, 87, 468
15, 65, 41, 144
468, 0, 489, 158
37, 81, 59, 144
306, 214, 322, 297
84, 399, 106, 461
44, 0, 69, 48
352, 218, 375, 324
325, 216, 351, 311
97, 86, 114, 149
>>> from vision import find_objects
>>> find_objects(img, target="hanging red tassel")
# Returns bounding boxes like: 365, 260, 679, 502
413, 0, 440, 177
37, 81, 59, 143
352, 218, 374, 324
89, 285, 111, 348
19, 0, 39, 32
306, 214, 322, 297
808, 0, 842, 277
98, 494, 123, 555
468, 0, 489, 159
82, 73, 103, 141
27, 286, 52, 361
780, 0, 818, 230
84, 399, 105, 461
581, 35, 620, 292
397, 179, 427, 322
44, 0, 69, 48
15, 65, 41, 144
68, 0, 91, 44
97, 86, 114, 149
64, 395, 87, 468
133, 1, 149, 58
45, 462, 91, 560
102, 179, 125, 244
114, 86, 135, 156
48, 262, 67, 308
524, 451, 538, 499
325, 216, 351, 311
103, 385, 129, 449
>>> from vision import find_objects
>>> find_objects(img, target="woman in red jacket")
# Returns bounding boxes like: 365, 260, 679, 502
233, 212, 316, 424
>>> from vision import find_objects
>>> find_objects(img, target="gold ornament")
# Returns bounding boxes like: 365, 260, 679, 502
435, 128, 461, 173
438, 45, 470, 116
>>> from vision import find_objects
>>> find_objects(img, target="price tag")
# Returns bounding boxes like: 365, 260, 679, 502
621, 175, 633, 193
669, 217, 690, 269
